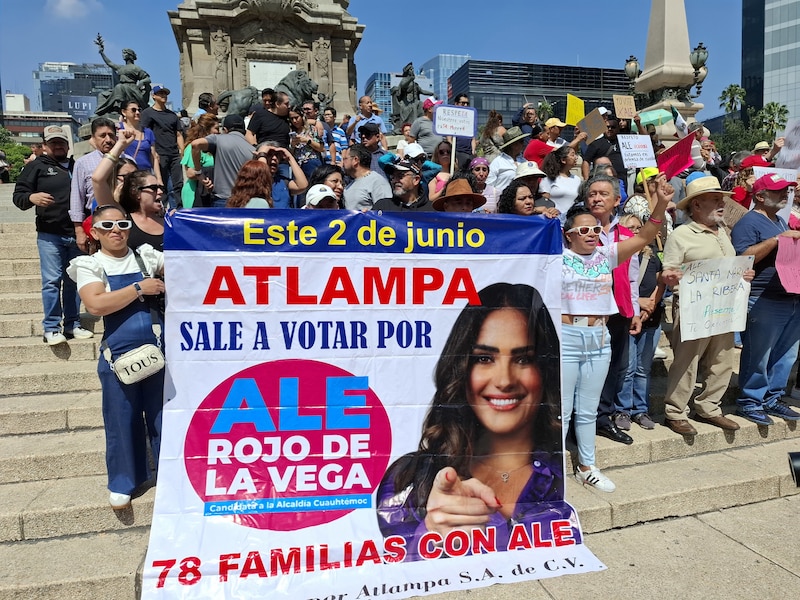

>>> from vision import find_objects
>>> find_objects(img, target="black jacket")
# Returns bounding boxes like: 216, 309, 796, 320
13, 154, 75, 236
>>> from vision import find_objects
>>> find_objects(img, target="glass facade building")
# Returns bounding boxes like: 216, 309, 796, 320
742, 0, 800, 119
447, 60, 629, 130
420, 54, 470, 102
364, 70, 435, 133
33, 62, 114, 118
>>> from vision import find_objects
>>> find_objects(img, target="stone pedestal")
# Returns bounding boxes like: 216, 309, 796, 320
169, 0, 364, 115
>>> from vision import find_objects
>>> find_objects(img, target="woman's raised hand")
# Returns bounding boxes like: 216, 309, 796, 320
423, 466, 501, 537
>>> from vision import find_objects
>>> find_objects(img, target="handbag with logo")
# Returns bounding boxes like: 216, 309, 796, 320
102, 250, 165, 385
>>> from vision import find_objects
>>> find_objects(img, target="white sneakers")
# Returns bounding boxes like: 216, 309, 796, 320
109, 492, 132, 509
575, 465, 616, 492
66, 327, 94, 340
43, 331, 67, 346
43, 328, 94, 345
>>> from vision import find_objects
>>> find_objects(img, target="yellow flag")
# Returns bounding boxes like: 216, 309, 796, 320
566, 94, 585, 126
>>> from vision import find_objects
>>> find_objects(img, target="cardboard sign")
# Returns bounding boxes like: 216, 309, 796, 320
612, 95, 637, 120
678, 256, 753, 342
432, 105, 477, 138
565, 94, 585, 126
576, 108, 606, 141
141, 210, 603, 599
618, 134, 657, 169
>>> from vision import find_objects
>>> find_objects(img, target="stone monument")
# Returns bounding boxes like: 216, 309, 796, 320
93, 34, 152, 117
169, 0, 364, 115
389, 62, 433, 134
633, 0, 704, 136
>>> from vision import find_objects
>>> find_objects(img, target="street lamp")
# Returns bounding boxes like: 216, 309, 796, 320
624, 55, 641, 94
690, 42, 708, 97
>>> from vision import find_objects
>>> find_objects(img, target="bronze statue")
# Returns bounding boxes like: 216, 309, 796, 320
93, 34, 151, 117
274, 70, 318, 108
390, 62, 433, 134
217, 86, 260, 117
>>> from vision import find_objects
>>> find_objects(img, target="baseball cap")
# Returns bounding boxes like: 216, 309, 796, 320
635, 167, 660, 185
741, 154, 771, 169
752, 173, 797, 194
152, 85, 170, 96
403, 143, 426, 159
222, 115, 245, 130
514, 161, 545, 179
43, 125, 69, 143
358, 122, 381, 137
305, 184, 339, 207
422, 97, 442, 111
545, 118, 567, 128
383, 158, 421, 176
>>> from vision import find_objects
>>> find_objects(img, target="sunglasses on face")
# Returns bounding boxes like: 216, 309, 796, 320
362, 132, 377, 139
138, 184, 166, 193
567, 225, 603, 236
128, 107, 141, 113
94, 220, 133, 231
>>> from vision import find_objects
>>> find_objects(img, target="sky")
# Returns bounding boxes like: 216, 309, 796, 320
0, 0, 742, 121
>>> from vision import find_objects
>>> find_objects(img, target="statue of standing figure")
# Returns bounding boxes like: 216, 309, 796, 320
390, 62, 433, 134
93, 34, 152, 117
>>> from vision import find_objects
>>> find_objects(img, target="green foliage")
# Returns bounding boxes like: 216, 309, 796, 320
0, 126, 32, 182
537, 101, 554, 122
718, 84, 746, 113
753, 102, 789, 140
712, 103, 790, 160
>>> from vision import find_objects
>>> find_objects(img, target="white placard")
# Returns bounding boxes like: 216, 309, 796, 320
618, 134, 657, 169
432, 105, 478, 138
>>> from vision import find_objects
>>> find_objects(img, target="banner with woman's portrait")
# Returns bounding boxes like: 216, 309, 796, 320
142, 209, 603, 599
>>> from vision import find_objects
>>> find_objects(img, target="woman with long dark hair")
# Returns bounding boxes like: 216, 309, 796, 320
376, 283, 569, 554
116, 170, 165, 250
478, 110, 507, 163
181, 113, 219, 208
540, 145, 582, 222
118, 100, 161, 181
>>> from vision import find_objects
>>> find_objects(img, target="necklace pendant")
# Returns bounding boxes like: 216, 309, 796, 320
501, 472, 510, 483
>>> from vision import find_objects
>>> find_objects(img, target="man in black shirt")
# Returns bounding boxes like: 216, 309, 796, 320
141, 85, 184, 209
246, 91, 291, 147
581, 114, 626, 181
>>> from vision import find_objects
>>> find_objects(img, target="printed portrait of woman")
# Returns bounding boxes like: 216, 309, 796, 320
376, 282, 577, 559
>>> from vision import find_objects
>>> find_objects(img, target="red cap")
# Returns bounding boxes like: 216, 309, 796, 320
752, 173, 797, 194
741, 154, 771, 169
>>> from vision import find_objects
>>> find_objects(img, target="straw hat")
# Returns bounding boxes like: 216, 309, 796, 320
676, 173, 732, 211
432, 179, 486, 211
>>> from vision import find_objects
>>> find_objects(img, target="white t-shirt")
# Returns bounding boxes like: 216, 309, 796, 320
561, 244, 620, 316
67, 245, 164, 291
540, 175, 582, 222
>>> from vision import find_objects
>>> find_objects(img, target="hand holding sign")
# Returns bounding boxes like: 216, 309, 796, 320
424, 466, 501, 537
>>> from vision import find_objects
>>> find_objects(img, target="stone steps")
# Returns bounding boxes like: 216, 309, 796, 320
0, 360, 100, 396
0, 336, 98, 363
0, 391, 102, 435
0, 260, 40, 277
0, 275, 41, 294
0, 313, 103, 338
0, 293, 43, 315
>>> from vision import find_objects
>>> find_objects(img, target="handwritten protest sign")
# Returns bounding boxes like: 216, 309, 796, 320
612, 95, 637, 120
618, 134, 657, 169
678, 256, 753, 342
566, 94, 585, 126
141, 211, 603, 599
577, 108, 606, 141
752, 166, 797, 220
432, 105, 477, 138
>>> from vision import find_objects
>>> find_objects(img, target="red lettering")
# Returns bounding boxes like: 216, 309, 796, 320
343, 541, 353, 568
318, 544, 341, 570
531, 522, 554, 547
471, 525, 497, 554
412, 268, 444, 304
355, 539, 382, 566
442, 267, 480, 305
418, 532, 443, 559
218, 553, 240, 582
203, 266, 245, 304
552, 519, 577, 547
241, 551, 267, 578
243, 266, 281, 304
444, 529, 470, 556
319, 267, 359, 304
270, 547, 301, 575
364, 267, 405, 304
383, 535, 407, 563
507, 523, 532, 550
153, 559, 177, 588
285, 266, 316, 304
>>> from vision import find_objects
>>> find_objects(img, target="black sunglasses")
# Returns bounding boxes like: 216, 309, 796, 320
138, 184, 167, 193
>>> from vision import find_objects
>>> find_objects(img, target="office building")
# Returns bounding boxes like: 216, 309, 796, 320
364, 70, 435, 133
420, 54, 470, 102
447, 59, 629, 128
33, 62, 114, 121
4, 94, 30, 113
742, 0, 800, 119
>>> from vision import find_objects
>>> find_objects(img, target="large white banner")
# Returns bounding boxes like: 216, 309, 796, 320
142, 210, 603, 598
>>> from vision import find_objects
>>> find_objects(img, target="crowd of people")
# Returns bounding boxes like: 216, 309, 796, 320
10, 84, 800, 508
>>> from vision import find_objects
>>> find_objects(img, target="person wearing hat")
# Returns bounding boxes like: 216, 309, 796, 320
409, 97, 443, 157
13, 126, 93, 345
140, 85, 184, 209
303, 184, 341, 209
623, 167, 675, 236
432, 178, 486, 212
378, 142, 443, 187
357, 122, 388, 179
661, 173, 755, 436
731, 173, 800, 425
753, 137, 785, 163
486, 126, 531, 193
513, 161, 558, 218
191, 114, 256, 207
372, 159, 433, 212
468, 157, 499, 213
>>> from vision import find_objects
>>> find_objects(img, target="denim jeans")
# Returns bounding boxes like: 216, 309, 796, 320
561, 323, 611, 467
159, 154, 183, 211
36, 232, 81, 332
618, 325, 661, 416
738, 295, 800, 412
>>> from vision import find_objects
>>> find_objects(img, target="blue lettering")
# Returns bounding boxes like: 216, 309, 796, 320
210, 378, 276, 433
326, 376, 370, 430
279, 377, 322, 430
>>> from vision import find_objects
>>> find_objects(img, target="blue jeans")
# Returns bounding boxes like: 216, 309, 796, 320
618, 325, 661, 416
738, 295, 800, 412
36, 232, 81, 332
561, 323, 611, 467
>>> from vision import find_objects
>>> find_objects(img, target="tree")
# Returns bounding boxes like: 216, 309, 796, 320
711, 108, 769, 160
0, 126, 32, 183
754, 102, 789, 140
718, 84, 747, 114
537, 100, 554, 122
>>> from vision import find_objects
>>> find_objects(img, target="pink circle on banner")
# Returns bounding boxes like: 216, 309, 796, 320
184, 359, 392, 530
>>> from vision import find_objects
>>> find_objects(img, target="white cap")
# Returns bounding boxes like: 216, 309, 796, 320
305, 184, 338, 206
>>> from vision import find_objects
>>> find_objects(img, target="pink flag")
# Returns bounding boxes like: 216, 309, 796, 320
776, 236, 800, 293
657, 134, 695, 179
